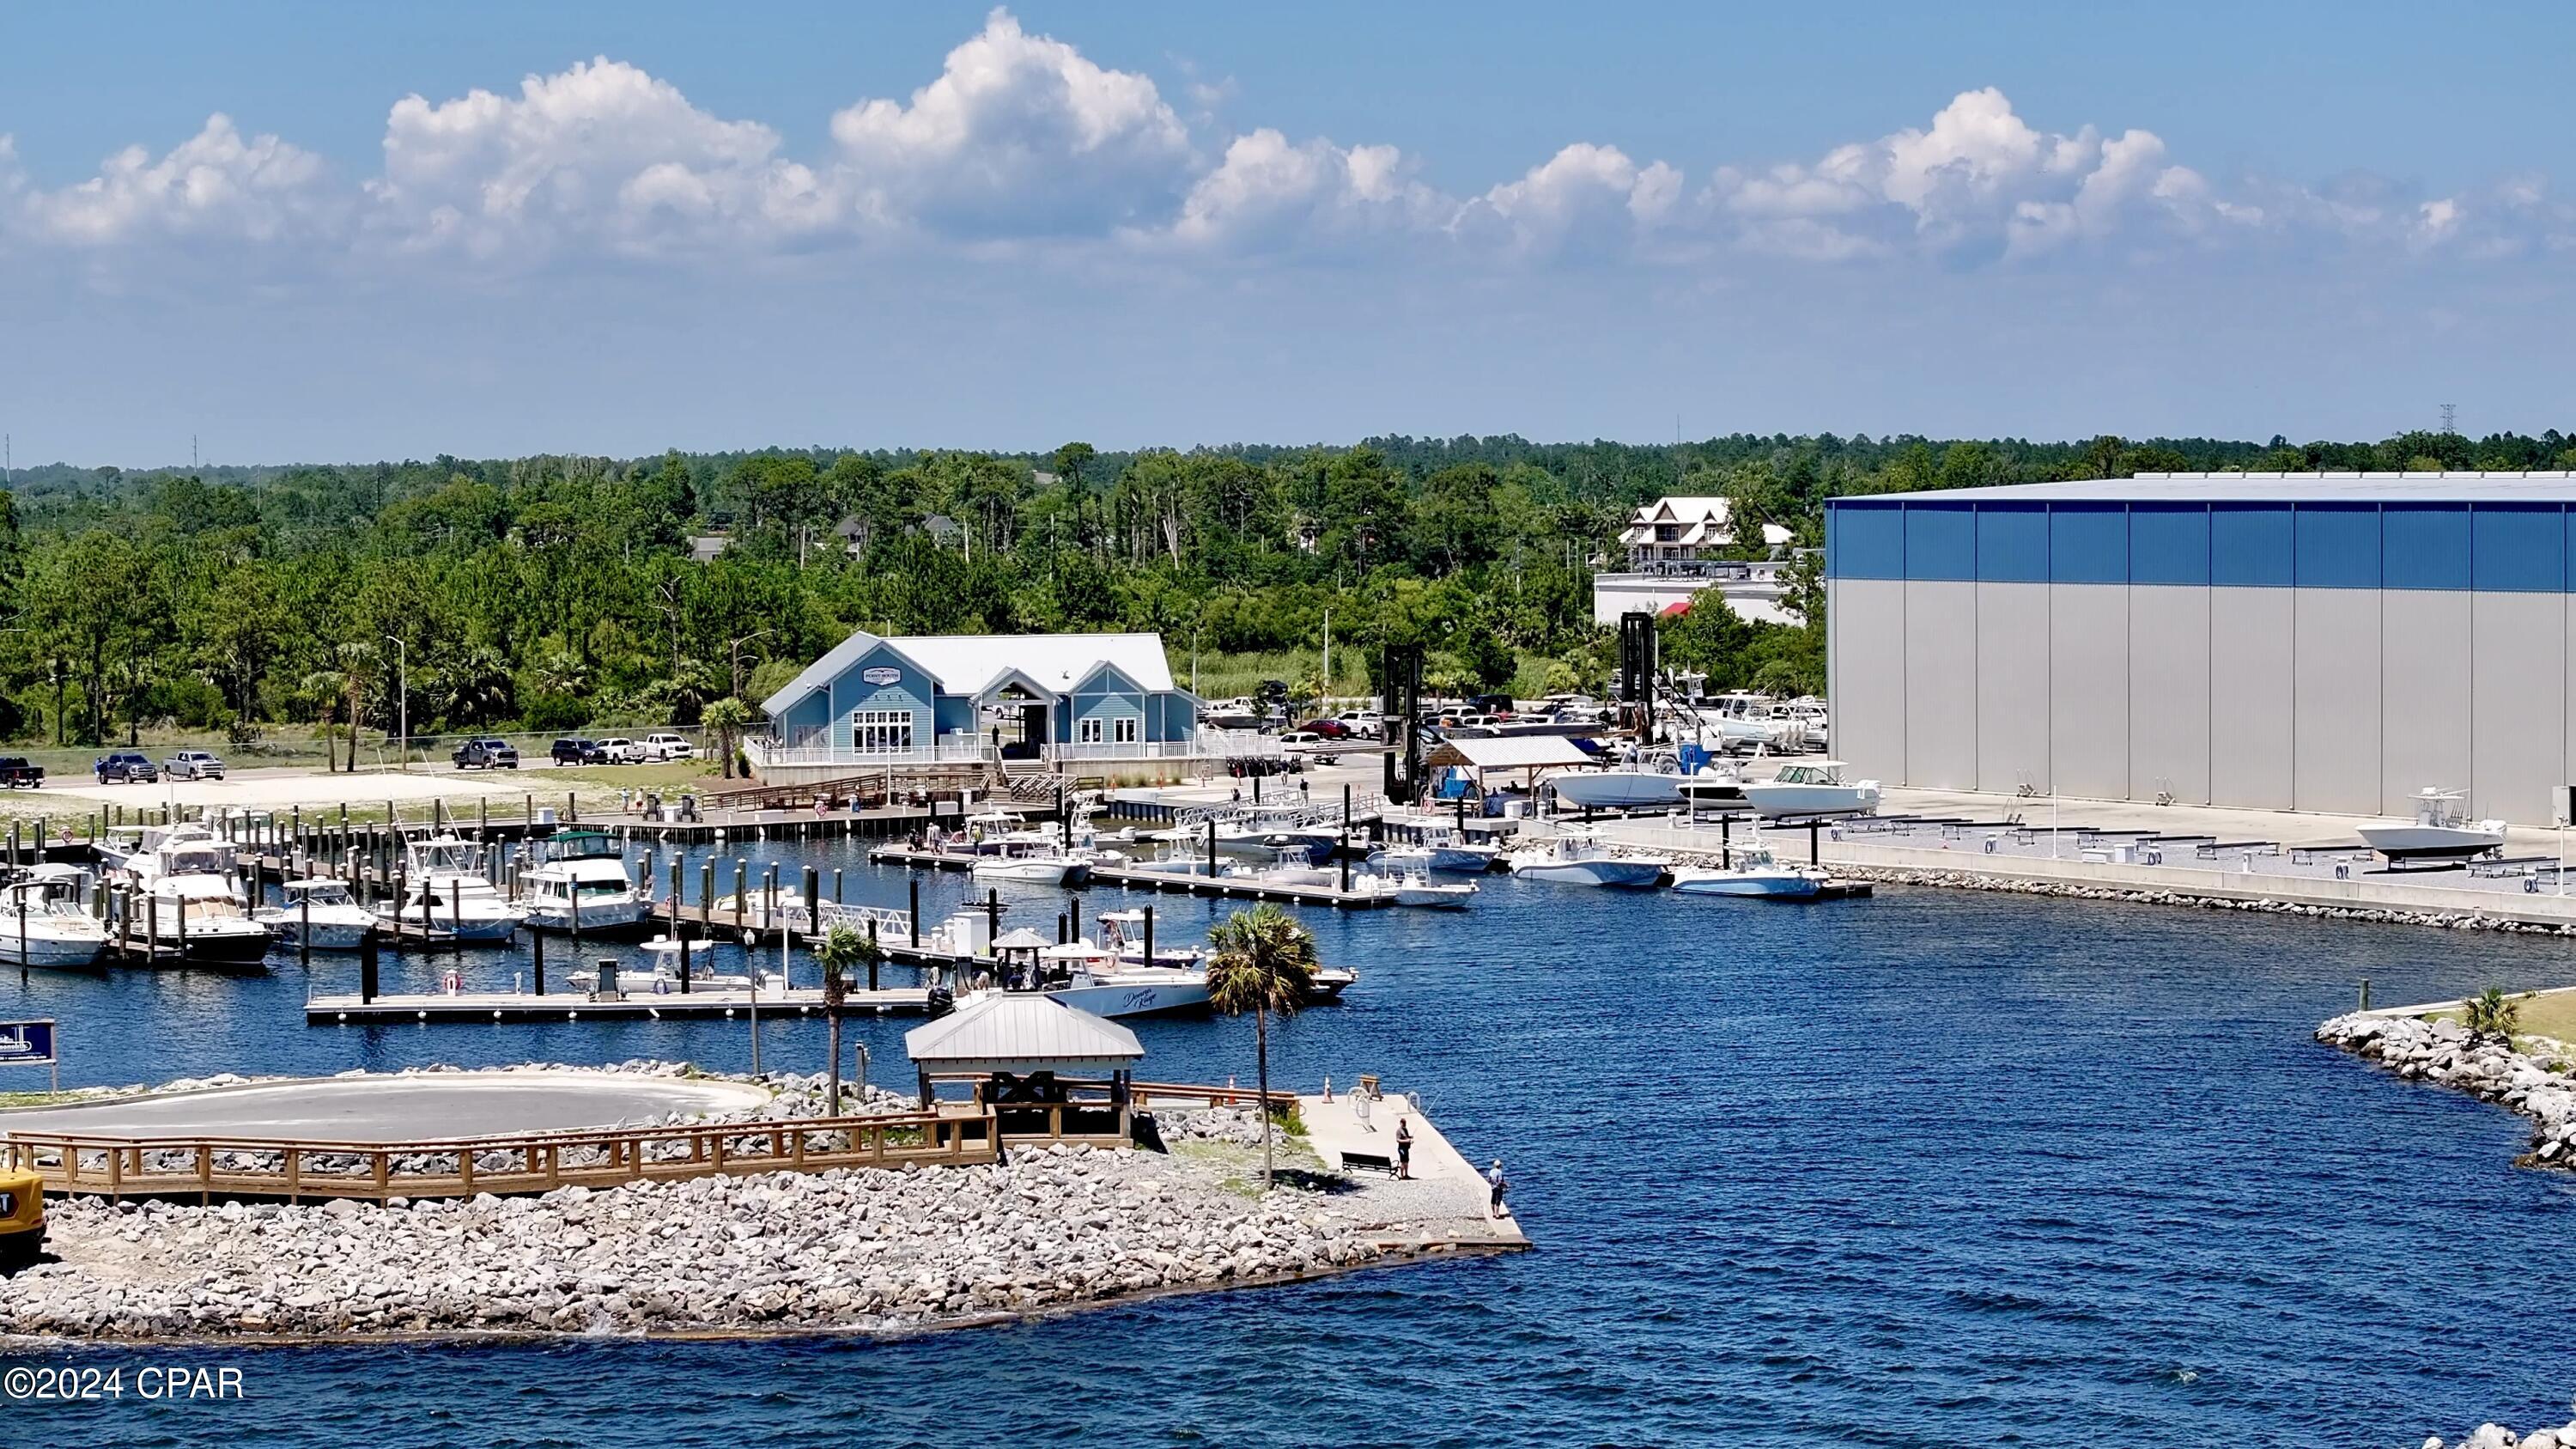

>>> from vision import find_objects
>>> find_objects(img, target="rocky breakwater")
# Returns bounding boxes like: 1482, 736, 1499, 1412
3, 1140, 1381, 1342
1848, 865, 2576, 935
2315, 1012, 2576, 1168
2424, 1419, 2576, 1448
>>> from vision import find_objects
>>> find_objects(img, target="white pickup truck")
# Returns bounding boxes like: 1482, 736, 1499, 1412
642, 732, 696, 761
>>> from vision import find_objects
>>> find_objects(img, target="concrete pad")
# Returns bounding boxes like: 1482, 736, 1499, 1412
0, 1071, 771, 1143
1300, 1088, 1526, 1248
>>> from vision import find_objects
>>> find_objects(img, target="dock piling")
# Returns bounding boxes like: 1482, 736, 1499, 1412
359, 933, 379, 1003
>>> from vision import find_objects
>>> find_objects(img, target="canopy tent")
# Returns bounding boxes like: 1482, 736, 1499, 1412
1423, 736, 1594, 772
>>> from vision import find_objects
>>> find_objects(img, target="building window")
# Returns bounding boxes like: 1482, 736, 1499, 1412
1078, 717, 1103, 744
1114, 716, 1139, 744
849, 709, 915, 752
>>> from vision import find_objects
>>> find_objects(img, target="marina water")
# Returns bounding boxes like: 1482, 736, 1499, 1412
18, 837, 2574, 1446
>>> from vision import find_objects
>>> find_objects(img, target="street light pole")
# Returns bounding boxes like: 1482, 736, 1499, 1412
384, 636, 407, 771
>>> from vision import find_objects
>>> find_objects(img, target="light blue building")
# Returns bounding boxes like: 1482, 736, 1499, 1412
1826, 471, 2576, 825
751, 630, 1205, 775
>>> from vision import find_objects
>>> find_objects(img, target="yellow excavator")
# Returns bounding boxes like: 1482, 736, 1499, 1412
0, 1164, 44, 1270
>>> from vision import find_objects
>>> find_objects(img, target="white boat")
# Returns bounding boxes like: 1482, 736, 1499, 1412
2359, 788, 2507, 862
1394, 873, 1478, 908
123, 872, 272, 964
0, 867, 110, 969
1367, 837, 1500, 874
115, 826, 272, 965
1668, 846, 1825, 899
970, 836, 1091, 886
1547, 751, 1686, 810
1682, 692, 1808, 752
519, 831, 651, 934
1088, 910, 1355, 1002
1677, 756, 1747, 807
1504, 827, 1669, 887
375, 834, 522, 942
254, 878, 376, 950
1740, 760, 1881, 819
987, 939, 1212, 1019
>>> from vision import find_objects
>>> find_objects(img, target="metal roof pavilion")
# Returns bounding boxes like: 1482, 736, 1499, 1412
1853, 471, 2576, 505
903, 993, 1145, 1076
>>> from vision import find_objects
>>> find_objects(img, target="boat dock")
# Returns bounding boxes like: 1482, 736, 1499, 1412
305, 984, 935, 1023
1084, 863, 1397, 908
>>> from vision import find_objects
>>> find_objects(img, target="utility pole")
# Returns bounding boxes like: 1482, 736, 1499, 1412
384, 636, 408, 770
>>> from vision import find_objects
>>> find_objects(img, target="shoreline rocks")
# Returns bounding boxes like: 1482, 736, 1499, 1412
2315, 1012, 2576, 1168
2424, 1422, 2576, 1449
4, 1142, 1382, 1342
1832, 864, 2576, 935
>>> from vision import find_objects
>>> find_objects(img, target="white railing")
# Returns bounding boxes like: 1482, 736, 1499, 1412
744, 737, 993, 770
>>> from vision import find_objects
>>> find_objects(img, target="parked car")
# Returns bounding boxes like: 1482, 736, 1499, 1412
641, 732, 696, 761
1334, 709, 1383, 737
94, 751, 157, 784
452, 737, 519, 770
1277, 730, 1326, 752
0, 757, 41, 789
162, 750, 226, 781
550, 738, 604, 765
594, 737, 647, 764
1292, 718, 1353, 740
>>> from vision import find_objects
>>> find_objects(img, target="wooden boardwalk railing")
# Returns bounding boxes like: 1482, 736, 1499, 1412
3, 1109, 998, 1202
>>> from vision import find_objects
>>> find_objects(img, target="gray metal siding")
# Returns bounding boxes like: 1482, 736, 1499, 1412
2128, 585, 2211, 805
1975, 582, 2050, 794
2379, 590, 2472, 814
2291, 588, 2380, 814
2472, 592, 2561, 825
2049, 584, 2129, 799
1904, 580, 1977, 788
1829, 580, 1908, 786
2208, 587, 2294, 810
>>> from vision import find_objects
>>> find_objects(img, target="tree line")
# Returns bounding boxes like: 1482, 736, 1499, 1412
0, 425, 2561, 748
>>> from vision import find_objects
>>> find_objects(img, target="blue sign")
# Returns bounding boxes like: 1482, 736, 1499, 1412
0, 1020, 54, 1066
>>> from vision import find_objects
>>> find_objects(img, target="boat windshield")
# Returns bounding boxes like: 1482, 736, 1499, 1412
411, 838, 486, 874
533, 831, 622, 862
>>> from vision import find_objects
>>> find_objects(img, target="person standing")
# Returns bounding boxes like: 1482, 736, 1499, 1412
1395, 1118, 1413, 1179
1485, 1158, 1510, 1219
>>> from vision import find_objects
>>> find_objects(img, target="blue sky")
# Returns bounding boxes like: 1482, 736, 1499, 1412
2, 3, 2571, 466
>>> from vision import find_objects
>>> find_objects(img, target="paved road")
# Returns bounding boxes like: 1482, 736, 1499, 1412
0, 1072, 770, 1142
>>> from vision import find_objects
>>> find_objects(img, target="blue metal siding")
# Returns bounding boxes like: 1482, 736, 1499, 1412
2293, 504, 2381, 588
2049, 503, 2129, 585
2381, 505, 2470, 591
1903, 505, 1976, 582
1974, 504, 2048, 582
2129, 503, 2209, 586
2474, 504, 2563, 592
1829, 502, 1904, 579
1065, 663, 1149, 742
2210, 505, 2293, 588
823, 644, 938, 746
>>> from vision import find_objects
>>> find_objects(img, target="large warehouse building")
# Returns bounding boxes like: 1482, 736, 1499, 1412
1824, 472, 2576, 826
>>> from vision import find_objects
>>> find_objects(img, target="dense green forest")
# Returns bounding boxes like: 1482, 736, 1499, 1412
0, 425, 2564, 750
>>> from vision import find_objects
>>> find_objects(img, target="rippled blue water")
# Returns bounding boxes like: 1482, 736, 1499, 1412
15, 840, 2576, 1446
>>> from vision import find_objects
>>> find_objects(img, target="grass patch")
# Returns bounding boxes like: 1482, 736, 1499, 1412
550, 762, 723, 795
1172, 1135, 1332, 1196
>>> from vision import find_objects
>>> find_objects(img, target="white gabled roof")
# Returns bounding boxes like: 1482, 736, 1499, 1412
762, 630, 1177, 717
903, 992, 1145, 1075
1427, 735, 1595, 770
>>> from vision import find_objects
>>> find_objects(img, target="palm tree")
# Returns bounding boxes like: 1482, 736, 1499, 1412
702, 696, 756, 780
813, 924, 885, 1113
1206, 904, 1318, 1189
299, 669, 345, 773
2463, 987, 2526, 1044
336, 641, 378, 773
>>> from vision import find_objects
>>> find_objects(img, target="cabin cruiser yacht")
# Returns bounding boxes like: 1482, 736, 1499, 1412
1668, 845, 1826, 898
1740, 761, 1881, 819
1504, 826, 1670, 887
519, 831, 650, 934
374, 834, 522, 942
0, 866, 110, 969
116, 825, 272, 965
254, 878, 375, 950
2358, 788, 2507, 862
970, 835, 1091, 886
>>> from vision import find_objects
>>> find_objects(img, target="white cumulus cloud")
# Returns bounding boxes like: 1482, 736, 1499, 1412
1452, 143, 1683, 259
14, 114, 340, 247
364, 58, 835, 259
1153, 129, 1445, 252
828, 8, 1194, 237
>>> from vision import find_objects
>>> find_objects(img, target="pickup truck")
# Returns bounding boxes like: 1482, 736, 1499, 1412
0, 758, 41, 790
452, 737, 519, 770
163, 750, 225, 781
94, 752, 157, 784
642, 732, 696, 761
594, 737, 647, 764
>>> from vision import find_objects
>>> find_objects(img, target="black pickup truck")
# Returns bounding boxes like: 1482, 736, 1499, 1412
0, 758, 43, 789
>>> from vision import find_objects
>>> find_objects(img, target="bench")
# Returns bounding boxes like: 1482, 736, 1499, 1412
1338, 1150, 1399, 1178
